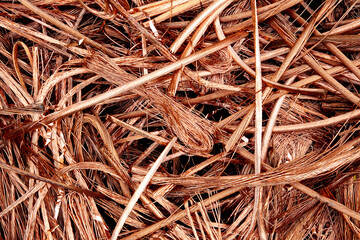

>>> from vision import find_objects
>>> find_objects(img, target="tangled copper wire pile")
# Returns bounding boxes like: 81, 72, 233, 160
1, 0, 360, 239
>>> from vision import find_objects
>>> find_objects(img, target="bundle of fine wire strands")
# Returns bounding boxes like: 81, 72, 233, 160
1, 0, 360, 239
